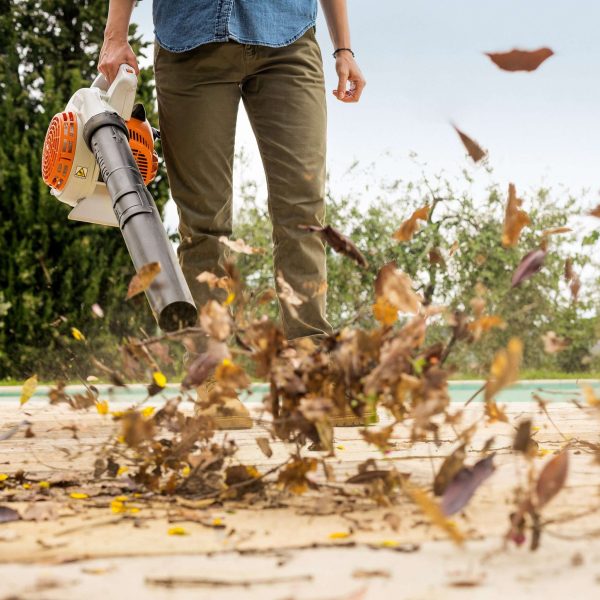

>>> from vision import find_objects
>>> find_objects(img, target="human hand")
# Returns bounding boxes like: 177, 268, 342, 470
333, 52, 366, 103
98, 36, 139, 85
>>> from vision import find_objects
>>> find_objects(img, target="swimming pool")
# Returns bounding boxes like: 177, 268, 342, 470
1, 380, 598, 406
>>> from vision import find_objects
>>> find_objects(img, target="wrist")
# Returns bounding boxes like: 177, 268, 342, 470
103, 28, 129, 43
333, 48, 355, 59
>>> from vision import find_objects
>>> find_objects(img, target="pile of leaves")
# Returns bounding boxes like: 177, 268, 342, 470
6, 45, 599, 553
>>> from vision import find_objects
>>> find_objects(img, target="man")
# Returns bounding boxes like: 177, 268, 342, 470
99, 0, 366, 428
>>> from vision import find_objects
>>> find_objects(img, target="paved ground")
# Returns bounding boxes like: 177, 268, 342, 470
0, 398, 599, 599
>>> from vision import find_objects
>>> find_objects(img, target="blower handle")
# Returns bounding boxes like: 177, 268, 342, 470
92, 64, 137, 121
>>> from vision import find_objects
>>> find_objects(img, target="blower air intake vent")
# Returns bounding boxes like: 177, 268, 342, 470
126, 117, 159, 186
42, 111, 77, 190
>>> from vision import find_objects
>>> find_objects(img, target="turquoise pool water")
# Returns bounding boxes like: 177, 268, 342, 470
1, 380, 598, 406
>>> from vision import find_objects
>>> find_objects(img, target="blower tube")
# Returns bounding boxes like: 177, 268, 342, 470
84, 111, 197, 332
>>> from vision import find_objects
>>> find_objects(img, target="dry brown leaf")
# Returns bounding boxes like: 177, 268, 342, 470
588, 205, 600, 218
536, 451, 568, 508
569, 273, 581, 302
218, 236, 265, 255
276, 271, 307, 319
126, 262, 161, 299
392, 205, 430, 242
199, 300, 232, 341
542, 331, 571, 354
502, 183, 530, 248
298, 224, 368, 268
484, 337, 522, 403
485, 47, 554, 72
433, 444, 467, 496
256, 437, 273, 458
196, 271, 231, 290
374, 262, 421, 314
453, 126, 487, 162
542, 227, 572, 237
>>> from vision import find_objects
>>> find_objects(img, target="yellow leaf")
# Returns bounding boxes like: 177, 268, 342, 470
224, 292, 235, 305
39, 481, 50, 489
115, 495, 129, 502
96, 400, 109, 415
502, 183, 530, 248
404, 484, 464, 545
181, 466, 191, 477
20, 374, 38, 406
152, 371, 167, 388
379, 540, 399, 548
141, 406, 155, 419
372, 297, 398, 326
70, 492, 89, 500
212, 518, 223, 526
0, 474, 8, 482
128, 507, 140, 514
22, 483, 31, 489
168, 526, 188, 536
110, 500, 126, 513
336, 445, 345, 451
117, 466, 128, 476
485, 337, 523, 403
328, 531, 351, 539
71, 327, 85, 341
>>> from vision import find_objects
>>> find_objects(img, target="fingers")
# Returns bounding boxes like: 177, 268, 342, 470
336, 71, 348, 101
98, 41, 139, 85
331, 77, 366, 103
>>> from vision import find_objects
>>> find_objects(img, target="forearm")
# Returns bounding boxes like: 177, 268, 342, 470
319, 0, 351, 49
104, 0, 136, 41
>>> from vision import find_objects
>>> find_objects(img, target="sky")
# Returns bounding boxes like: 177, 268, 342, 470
131, 0, 600, 226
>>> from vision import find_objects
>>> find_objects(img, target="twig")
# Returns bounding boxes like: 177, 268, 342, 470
145, 574, 313, 588
463, 383, 486, 407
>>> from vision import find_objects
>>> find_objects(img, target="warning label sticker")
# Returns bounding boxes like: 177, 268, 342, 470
74, 166, 88, 179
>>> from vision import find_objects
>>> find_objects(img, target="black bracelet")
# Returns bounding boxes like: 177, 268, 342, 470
333, 47, 355, 59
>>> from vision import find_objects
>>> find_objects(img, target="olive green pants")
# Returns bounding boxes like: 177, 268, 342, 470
154, 28, 333, 344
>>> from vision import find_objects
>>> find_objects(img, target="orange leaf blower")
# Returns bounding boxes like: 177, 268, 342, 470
42, 64, 197, 331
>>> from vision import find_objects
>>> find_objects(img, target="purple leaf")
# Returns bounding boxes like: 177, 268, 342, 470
441, 454, 496, 516
511, 249, 547, 288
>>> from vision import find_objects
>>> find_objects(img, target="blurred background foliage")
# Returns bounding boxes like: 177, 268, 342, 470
1, 1, 598, 380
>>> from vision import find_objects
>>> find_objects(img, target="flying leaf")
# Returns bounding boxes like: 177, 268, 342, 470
536, 451, 568, 508
485, 337, 522, 403
542, 331, 571, 354
433, 444, 467, 496
126, 262, 161, 299
569, 273, 581, 302
441, 454, 496, 516
511, 248, 547, 287
404, 484, 464, 545
0, 506, 21, 524
374, 262, 421, 314
276, 271, 307, 319
453, 126, 487, 162
502, 183, 530, 248
218, 236, 265, 255
199, 300, 232, 341
392, 205, 430, 242
181, 347, 224, 390
588, 205, 600, 218
256, 437, 273, 458
91, 303, 104, 318
298, 224, 368, 268
485, 47, 554, 72
372, 297, 399, 326
152, 371, 167, 388
196, 271, 231, 290
71, 327, 85, 341
20, 375, 38, 406
542, 227, 572, 237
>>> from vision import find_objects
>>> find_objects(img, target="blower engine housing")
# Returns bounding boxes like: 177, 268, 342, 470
42, 66, 158, 228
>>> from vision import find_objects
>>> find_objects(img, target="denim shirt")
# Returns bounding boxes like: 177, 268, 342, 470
153, 0, 318, 52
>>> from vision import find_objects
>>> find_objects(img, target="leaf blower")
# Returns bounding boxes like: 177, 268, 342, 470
41, 64, 197, 331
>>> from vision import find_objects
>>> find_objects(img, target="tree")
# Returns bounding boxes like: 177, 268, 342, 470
0, 0, 169, 379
